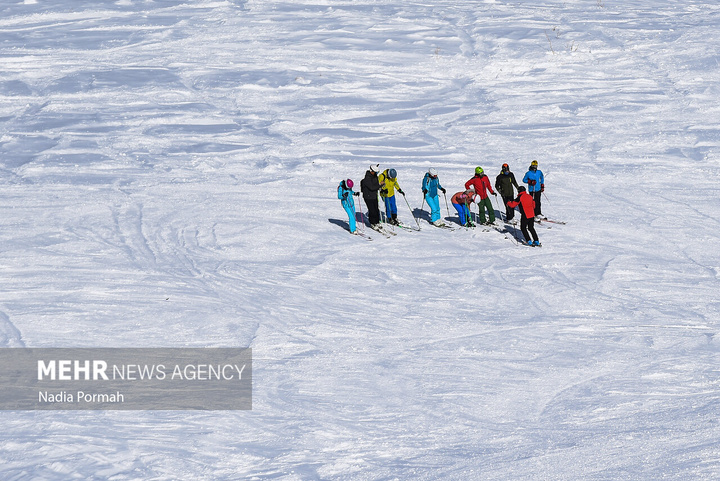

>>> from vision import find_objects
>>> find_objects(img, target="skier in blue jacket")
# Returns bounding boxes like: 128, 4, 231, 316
421, 167, 447, 226
337, 179, 360, 234
522, 160, 545, 218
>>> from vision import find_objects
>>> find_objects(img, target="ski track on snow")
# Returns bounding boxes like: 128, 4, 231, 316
0, 310, 25, 347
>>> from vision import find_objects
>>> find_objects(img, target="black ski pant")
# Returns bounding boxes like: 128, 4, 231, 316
502, 195, 515, 221
532, 191, 542, 216
520, 216, 539, 243
364, 196, 380, 225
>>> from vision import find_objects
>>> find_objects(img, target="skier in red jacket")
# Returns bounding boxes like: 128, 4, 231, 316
507, 186, 540, 246
464, 167, 497, 224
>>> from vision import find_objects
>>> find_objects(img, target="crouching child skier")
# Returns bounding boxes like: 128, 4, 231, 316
338, 179, 360, 234
422, 167, 447, 226
506, 186, 540, 246
451, 189, 476, 227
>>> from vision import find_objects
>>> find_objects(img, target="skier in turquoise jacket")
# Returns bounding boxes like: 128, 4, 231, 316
337, 179, 360, 234
421, 167, 446, 226
522, 160, 545, 218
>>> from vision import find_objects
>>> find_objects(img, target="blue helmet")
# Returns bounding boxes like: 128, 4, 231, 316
388, 168, 397, 179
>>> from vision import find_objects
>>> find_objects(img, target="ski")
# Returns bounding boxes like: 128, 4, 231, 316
432, 223, 458, 231
353, 231, 373, 240
519, 239, 542, 247
383, 225, 398, 235
477, 221, 499, 233
537, 217, 566, 225
370, 225, 395, 237
502, 224, 525, 244
395, 223, 419, 232
492, 225, 510, 238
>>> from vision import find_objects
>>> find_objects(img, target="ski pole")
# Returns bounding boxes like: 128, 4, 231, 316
509, 221, 519, 245
464, 202, 474, 228
492, 194, 501, 212
419, 195, 430, 225
443, 191, 451, 217
492, 194, 503, 219
356, 194, 365, 233
382, 195, 393, 232
379, 192, 387, 226
402, 193, 421, 229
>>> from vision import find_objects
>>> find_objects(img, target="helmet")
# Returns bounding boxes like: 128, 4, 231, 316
388, 168, 397, 179
428, 167, 438, 177
530, 160, 538, 168
475, 166, 484, 175
501, 163, 509, 171
518, 186, 526, 192
346, 179, 354, 189
370, 164, 379, 173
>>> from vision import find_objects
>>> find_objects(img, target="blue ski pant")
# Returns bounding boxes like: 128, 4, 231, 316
426, 194, 441, 222
383, 195, 398, 219
342, 202, 356, 232
453, 203, 470, 225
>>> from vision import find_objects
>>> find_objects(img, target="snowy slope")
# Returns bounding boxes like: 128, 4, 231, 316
1, 0, 720, 479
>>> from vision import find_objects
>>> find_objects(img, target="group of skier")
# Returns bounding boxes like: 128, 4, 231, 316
337, 160, 547, 246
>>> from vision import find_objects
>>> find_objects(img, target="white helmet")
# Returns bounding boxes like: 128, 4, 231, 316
370, 164, 379, 173
428, 167, 438, 177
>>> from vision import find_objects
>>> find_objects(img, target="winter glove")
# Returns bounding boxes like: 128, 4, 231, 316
398, 189, 405, 196
342, 193, 348, 200
492, 192, 497, 196
380, 188, 388, 196
353, 192, 360, 197
440, 187, 446, 194
528, 179, 536, 186
540, 184, 545, 192
422, 189, 428, 195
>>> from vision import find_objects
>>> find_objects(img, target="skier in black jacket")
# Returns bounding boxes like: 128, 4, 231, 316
495, 163, 520, 222
361, 164, 381, 226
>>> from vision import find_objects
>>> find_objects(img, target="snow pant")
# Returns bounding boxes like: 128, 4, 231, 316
502, 195, 515, 221
520, 216, 539, 243
364, 196, 380, 225
531, 191, 542, 216
453, 203, 470, 225
477, 196, 495, 223
342, 202, 356, 233
383, 195, 398, 220
426, 194, 441, 222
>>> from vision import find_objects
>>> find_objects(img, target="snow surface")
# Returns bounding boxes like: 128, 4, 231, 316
1, 0, 720, 479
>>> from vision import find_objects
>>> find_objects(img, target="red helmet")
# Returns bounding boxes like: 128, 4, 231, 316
346, 179, 354, 189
